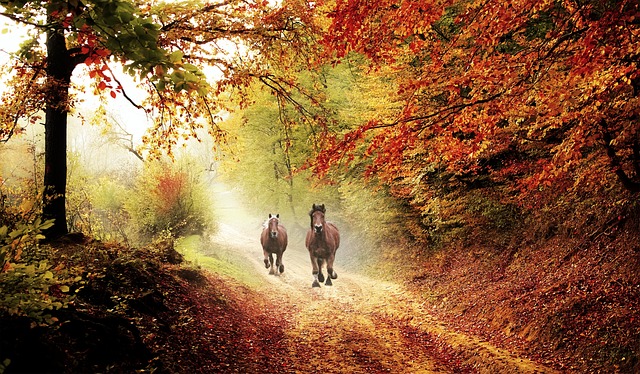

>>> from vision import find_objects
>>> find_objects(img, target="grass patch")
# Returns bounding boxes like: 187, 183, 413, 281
175, 235, 261, 287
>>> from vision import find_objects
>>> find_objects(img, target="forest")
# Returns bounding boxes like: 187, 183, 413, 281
0, 0, 638, 373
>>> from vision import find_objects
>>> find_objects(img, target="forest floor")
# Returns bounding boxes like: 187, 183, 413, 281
2, 186, 637, 373
1, 223, 560, 374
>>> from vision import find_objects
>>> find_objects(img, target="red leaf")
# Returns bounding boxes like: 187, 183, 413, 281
96, 48, 111, 57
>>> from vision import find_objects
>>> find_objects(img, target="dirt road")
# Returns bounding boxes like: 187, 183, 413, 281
204, 184, 557, 373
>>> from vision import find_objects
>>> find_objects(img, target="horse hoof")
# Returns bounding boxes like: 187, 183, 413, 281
264, 261, 270, 269
279, 265, 285, 273
318, 273, 325, 283
325, 278, 333, 286
312, 280, 321, 288
332, 273, 338, 280
269, 268, 275, 275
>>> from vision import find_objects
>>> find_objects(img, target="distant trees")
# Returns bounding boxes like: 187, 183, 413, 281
0, 0, 321, 238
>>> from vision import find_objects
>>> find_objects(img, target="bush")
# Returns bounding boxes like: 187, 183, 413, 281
0, 219, 81, 325
125, 159, 214, 242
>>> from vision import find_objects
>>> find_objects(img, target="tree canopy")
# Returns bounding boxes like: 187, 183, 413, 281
0, 0, 322, 237
314, 0, 639, 204
0, 0, 638, 239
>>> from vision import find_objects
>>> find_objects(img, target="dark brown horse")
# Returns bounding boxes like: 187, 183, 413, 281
260, 214, 288, 275
305, 204, 340, 287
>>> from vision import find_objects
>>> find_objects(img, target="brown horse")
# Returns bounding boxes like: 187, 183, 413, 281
261, 214, 288, 275
306, 204, 340, 287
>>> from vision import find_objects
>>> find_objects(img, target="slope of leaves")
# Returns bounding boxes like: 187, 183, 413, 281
400, 194, 640, 373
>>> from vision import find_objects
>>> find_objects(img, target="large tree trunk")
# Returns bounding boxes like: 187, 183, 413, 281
42, 24, 74, 239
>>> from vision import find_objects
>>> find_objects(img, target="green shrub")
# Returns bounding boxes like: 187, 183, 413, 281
124, 159, 214, 242
0, 219, 81, 325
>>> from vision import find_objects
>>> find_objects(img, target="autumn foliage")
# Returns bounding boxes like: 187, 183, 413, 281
1, 1, 640, 372
313, 0, 639, 217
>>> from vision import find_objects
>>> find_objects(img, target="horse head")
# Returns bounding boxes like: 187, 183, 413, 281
268, 213, 280, 238
309, 204, 326, 234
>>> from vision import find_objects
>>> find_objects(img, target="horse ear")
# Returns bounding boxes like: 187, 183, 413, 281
320, 204, 326, 212
276, 214, 279, 218
269, 213, 273, 218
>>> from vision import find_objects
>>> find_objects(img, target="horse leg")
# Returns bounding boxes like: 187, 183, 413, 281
276, 251, 284, 274
263, 249, 270, 269
268, 253, 275, 275
310, 253, 321, 287
328, 255, 338, 279
325, 254, 337, 286
316, 258, 325, 283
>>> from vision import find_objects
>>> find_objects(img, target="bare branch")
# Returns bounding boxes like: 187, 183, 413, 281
103, 63, 144, 110
0, 12, 46, 29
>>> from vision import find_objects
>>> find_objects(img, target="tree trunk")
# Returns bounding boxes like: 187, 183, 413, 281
42, 24, 74, 239
601, 122, 640, 194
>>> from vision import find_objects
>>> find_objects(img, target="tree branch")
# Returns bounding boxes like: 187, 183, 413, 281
107, 114, 144, 162
370, 91, 504, 130
601, 122, 640, 193
0, 12, 46, 29
103, 63, 144, 110
160, 1, 234, 32
0, 67, 43, 143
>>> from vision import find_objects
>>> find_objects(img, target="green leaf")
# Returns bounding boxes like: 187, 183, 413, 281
1, 358, 12, 371
24, 265, 35, 276
118, 12, 133, 23
169, 50, 184, 64
196, 86, 209, 96
104, 15, 120, 26
171, 71, 185, 81
183, 63, 198, 72
39, 220, 55, 231
133, 25, 146, 37
142, 22, 158, 30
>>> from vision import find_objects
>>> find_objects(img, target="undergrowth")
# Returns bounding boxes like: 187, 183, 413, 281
0, 219, 83, 326
175, 234, 260, 288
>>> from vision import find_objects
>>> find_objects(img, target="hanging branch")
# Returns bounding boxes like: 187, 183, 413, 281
601, 120, 640, 193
